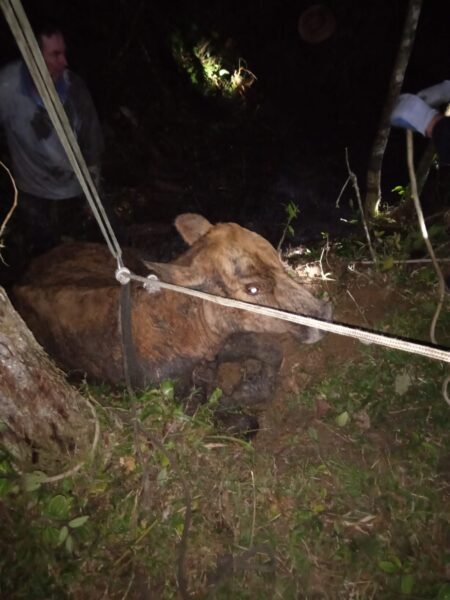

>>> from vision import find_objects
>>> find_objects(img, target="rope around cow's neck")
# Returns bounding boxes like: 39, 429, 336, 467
115, 268, 450, 365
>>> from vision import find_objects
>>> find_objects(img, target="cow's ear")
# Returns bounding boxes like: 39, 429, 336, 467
175, 213, 212, 246
142, 261, 205, 287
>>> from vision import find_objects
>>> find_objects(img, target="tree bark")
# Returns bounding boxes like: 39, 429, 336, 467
0, 286, 93, 468
364, 0, 423, 217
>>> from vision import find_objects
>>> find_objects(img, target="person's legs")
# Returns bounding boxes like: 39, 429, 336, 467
18, 192, 126, 250
53, 196, 86, 240
55, 195, 125, 243
82, 195, 126, 244
431, 117, 450, 166
17, 192, 57, 254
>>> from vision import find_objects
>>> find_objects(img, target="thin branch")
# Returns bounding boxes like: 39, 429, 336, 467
249, 469, 256, 548
364, 0, 423, 217
406, 129, 446, 345
351, 258, 450, 265
0, 160, 18, 240
345, 148, 377, 263
335, 175, 351, 208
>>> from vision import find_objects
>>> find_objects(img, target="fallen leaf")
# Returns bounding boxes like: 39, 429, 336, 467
395, 371, 412, 396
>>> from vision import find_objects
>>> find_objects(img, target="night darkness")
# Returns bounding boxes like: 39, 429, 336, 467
1, 0, 450, 252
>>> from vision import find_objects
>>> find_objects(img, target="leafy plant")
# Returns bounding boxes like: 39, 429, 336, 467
171, 31, 255, 100
277, 201, 300, 252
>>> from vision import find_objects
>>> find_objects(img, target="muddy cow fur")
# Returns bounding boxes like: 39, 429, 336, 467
192, 332, 284, 438
14, 214, 331, 414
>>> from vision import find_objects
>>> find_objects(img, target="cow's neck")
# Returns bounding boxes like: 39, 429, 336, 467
132, 293, 226, 385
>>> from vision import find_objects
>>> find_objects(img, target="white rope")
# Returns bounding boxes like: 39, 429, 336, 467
0, 0, 124, 266
128, 272, 450, 364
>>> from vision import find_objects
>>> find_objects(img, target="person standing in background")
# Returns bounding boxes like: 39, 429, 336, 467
0, 22, 104, 254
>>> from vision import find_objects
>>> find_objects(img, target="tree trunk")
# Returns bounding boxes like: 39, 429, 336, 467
364, 0, 423, 217
0, 286, 93, 469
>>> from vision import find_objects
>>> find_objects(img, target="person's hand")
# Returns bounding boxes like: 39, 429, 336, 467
417, 80, 450, 107
390, 93, 438, 136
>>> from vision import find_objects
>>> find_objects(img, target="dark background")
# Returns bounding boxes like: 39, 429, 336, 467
1, 0, 449, 246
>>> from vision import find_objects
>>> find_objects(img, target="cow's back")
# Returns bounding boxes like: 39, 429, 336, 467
19, 242, 145, 287
14, 243, 128, 381
13, 242, 220, 385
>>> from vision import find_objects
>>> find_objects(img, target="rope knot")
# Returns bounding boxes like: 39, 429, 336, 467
144, 274, 161, 294
115, 266, 131, 285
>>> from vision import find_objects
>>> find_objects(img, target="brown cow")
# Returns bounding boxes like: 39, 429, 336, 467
14, 213, 331, 388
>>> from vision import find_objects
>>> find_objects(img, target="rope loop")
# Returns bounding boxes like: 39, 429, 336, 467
144, 274, 161, 294
115, 267, 131, 285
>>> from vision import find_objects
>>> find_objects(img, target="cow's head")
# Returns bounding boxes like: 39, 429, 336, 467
143, 213, 332, 343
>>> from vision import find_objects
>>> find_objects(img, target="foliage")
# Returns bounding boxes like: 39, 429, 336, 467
330, 209, 449, 275
170, 30, 256, 101
277, 201, 300, 252
0, 446, 91, 598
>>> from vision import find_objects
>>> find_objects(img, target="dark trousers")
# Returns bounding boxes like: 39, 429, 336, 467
17, 192, 86, 255
432, 117, 450, 166
16, 191, 125, 255
1, 191, 124, 286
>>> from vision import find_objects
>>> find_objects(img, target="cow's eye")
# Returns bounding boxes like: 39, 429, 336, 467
246, 285, 259, 296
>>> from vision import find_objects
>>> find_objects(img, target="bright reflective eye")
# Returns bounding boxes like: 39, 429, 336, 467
246, 285, 259, 296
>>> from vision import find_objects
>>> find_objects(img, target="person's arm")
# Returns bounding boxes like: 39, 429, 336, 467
417, 80, 450, 107
391, 93, 438, 136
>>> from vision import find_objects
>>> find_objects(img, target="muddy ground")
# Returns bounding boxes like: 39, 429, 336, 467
258, 261, 406, 437
242, 259, 412, 441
